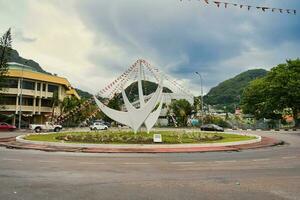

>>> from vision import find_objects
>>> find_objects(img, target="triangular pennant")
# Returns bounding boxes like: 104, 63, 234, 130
213, 1, 220, 7
262, 7, 269, 12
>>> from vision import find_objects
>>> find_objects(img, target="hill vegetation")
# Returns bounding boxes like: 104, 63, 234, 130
204, 69, 268, 112
118, 80, 172, 102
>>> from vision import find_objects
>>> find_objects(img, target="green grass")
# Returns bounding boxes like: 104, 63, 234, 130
24, 131, 256, 144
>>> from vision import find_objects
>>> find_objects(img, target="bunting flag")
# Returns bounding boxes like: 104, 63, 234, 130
180, 0, 296, 15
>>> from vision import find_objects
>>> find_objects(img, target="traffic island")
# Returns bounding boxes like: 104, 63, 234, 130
0, 130, 282, 153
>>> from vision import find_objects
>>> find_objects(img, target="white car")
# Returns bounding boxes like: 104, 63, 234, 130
90, 122, 108, 131
29, 122, 62, 133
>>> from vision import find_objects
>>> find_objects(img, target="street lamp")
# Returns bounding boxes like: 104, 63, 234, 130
195, 72, 204, 125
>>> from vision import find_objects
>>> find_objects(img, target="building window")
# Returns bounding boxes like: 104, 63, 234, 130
48, 84, 59, 93
41, 99, 52, 107
22, 80, 35, 90
4, 78, 18, 88
37, 83, 41, 91
18, 97, 34, 106
0, 96, 16, 105
42, 84, 46, 91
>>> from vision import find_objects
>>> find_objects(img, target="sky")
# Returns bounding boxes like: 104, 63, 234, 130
0, 0, 299, 95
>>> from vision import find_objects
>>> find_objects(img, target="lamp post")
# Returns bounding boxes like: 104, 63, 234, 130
18, 64, 25, 129
195, 72, 204, 125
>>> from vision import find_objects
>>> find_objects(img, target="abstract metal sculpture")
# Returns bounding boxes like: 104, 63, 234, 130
94, 63, 164, 133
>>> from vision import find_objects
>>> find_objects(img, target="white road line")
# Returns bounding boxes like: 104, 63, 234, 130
79, 162, 105, 165
123, 163, 150, 165
38, 160, 58, 163
253, 158, 270, 162
2, 158, 22, 162
282, 156, 297, 159
170, 162, 195, 165
215, 160, 237, 163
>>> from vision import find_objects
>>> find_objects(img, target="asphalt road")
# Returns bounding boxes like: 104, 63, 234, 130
0, 130, 299, 200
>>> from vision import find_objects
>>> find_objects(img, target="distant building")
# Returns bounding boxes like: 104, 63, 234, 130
0, 62, 80, 126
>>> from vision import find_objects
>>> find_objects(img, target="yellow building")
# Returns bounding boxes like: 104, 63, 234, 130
0, 62, 80, 126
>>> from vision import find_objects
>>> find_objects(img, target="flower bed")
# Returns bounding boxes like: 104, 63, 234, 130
24, 131, 256, 144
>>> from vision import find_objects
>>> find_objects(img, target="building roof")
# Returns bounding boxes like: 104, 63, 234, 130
7, 63, 80, 99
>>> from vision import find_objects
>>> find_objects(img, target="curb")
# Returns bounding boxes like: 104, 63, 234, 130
0, 137, 281, 153
15, 132, 262, 149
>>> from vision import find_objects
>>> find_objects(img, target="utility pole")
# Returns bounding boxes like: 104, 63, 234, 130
18, 64, 25, 129
195, 72, 204, 125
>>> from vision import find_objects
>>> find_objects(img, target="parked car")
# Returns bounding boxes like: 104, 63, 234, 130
0, 122, 16, 131
90, 122, 108, 130
29, 122, 62, 133
200, 124, 224, 132
94, 120, 111, 127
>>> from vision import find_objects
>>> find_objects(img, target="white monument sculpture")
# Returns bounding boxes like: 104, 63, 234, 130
94, 64, 164, 133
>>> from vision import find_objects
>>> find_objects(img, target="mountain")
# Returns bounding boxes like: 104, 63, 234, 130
117, 80, 172, 102
204, 69, 268, 112
3, 47, 94, 99
75, 88, 93, 99
1, 46, 49, 74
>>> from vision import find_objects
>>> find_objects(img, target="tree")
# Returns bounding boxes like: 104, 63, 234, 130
241, 59, 300, 126
0, 28, 12, 91
50, 91, 62, 122
169, 99, 192, 126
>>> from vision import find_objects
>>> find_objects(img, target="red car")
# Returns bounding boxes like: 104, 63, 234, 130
0, 122, 16, 131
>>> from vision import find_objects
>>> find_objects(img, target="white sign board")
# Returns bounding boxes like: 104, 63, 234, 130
153, 134, 162, 143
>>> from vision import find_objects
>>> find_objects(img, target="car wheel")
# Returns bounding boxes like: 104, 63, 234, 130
93, 127, 97, 131
35, 127, 42, 133
54, 127, 61, 132
104, 127, 108, 130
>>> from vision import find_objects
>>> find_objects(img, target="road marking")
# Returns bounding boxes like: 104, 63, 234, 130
282, 156, 297, 159
215, 160, 237, 163
123, 163, 149, 165
38, 160, 58, 163
2, 158, 22, 162
170, 162, 195, 165
253, 158, 270, 162
79, 162, 105, 165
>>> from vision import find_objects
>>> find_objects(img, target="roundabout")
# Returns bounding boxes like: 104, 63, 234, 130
0, 129, 299, 200
1, 129, 280, 153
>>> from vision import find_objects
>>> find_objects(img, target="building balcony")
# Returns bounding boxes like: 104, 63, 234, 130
1, 105, 52, 113
1, 88, 54, 98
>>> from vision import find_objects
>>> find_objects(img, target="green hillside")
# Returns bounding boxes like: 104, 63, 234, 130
116, 80, 172, 102
204, 69, 268, 112
0, 46, 49, 74
75, 88, 93, 99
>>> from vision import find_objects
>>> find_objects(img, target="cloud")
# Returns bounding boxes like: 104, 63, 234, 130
0, 0, 299, 96
14, 29, 37, 43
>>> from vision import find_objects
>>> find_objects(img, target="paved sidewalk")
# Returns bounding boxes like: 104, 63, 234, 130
0, 136, 281, 153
